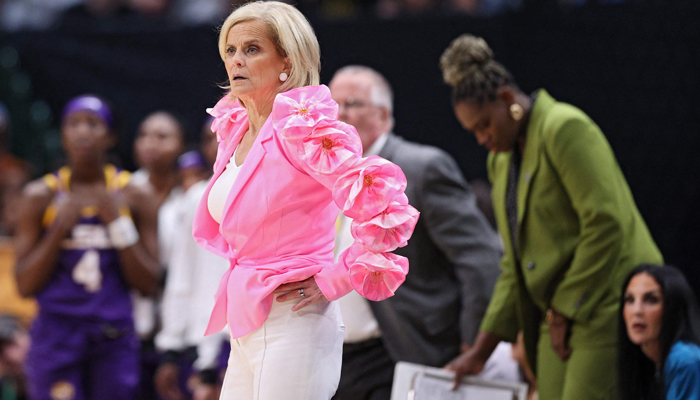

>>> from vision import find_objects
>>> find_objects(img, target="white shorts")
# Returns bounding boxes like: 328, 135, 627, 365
220, 297, 345, 400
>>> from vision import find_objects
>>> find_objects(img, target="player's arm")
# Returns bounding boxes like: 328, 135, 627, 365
14, 181, 80, 297
111, 183, 160, 296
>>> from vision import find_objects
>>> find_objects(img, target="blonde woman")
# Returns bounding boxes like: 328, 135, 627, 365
192, 2, 419, 399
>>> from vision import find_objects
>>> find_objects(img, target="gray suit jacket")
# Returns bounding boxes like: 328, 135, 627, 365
371, 133, 502, 367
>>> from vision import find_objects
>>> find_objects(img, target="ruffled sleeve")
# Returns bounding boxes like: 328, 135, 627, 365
271, 85, 419, 302
206, 94, 247, 172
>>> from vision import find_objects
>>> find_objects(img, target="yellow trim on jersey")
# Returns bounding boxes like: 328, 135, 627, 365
58, 166, 71, 191
43, 174, 59, 191
41, 165, 132, 227
104, 164, 117, 191
81, 206, 98, 218
42, 205, 58, 227
115, 170, 131, 191
119, 206, 132, 218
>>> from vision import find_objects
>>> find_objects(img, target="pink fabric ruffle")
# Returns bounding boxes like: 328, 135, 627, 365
345, 243, 409, 301
206, 95, 247, 143
269, 86, 414, 302
272, 85, 339, 139
351, 200, 420, 253
332, 156, 407, 222
296, 121, 362, 175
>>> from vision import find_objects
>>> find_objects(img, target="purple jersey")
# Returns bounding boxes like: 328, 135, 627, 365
26, 165, 140, 400
36, 165, 133, 321
25, 312, 140, 400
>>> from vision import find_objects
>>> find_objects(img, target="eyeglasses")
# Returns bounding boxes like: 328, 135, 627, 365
337, 97, 378, 111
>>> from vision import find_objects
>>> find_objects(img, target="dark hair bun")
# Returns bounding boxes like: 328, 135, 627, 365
440, 34, 493, 87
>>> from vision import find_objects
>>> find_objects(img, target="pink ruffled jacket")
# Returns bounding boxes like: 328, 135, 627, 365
193, 85, 419, 338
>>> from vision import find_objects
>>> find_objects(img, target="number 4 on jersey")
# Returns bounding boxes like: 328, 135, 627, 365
72, 249, 102, 293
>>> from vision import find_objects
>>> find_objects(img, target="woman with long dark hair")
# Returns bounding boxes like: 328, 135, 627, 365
619, 264, 700, 400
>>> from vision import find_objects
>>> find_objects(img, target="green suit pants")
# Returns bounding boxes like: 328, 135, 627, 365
536, 324, 618, 400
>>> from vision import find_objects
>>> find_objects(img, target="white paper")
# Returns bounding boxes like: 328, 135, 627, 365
391, 361, 528, 400
413, 374, 513, 400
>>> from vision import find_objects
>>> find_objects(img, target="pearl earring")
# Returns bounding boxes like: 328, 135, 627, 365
510, 103, 524, 121
279, 72, 288, 82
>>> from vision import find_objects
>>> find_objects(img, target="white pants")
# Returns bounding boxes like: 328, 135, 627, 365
220, 297, 345, 400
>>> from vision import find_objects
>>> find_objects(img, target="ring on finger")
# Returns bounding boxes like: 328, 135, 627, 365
299, 288, 305, 298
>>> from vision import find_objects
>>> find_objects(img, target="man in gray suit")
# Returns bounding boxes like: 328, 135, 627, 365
329, 66, 504, 400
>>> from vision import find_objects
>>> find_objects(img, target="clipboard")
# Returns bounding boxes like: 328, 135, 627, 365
391, 361, 528, 400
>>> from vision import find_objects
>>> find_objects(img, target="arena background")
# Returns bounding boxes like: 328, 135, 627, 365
2, 0, 699, 294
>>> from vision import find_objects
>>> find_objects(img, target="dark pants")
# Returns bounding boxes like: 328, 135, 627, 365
139, 338, 162, 400
333, 338, 395, 400
25, 313, 139, 400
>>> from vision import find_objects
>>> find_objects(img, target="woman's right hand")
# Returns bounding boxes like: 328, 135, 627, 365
444, 331, 502, 389
445, 348, 488, 389
273, 276, 328, 311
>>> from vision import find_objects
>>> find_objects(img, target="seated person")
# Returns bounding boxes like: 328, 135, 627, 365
619, 264, 700, 400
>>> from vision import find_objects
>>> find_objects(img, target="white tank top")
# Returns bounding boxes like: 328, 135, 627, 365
207, 147, 243, 224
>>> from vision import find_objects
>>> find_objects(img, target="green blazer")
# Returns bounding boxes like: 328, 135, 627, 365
479, 90, 663, 370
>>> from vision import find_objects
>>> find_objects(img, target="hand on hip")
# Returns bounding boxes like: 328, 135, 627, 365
273, 276, 328, 311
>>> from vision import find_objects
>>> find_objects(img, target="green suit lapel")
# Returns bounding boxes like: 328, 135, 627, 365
516, 90, 553, 233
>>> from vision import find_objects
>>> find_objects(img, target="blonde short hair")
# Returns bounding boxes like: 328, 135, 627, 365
218, 1, 321, 93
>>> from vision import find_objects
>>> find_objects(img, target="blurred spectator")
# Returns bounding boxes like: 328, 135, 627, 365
0, 104, 31, 237
1, 0, 641, 28
178, 150, 208, 190
0, 105, 37, 329
376, 0, 441, 19
560, 0, 633, 6
0, 238, 37, 332
131, 110, 186, 245
441, 0, 522, 17
0, 315, 30, 400
199, 116, 217, 172
131, 110, 186, 400
4, 0, 231, 30
168, 0, 232, 27
0, 0, 81, 31
329, 66, 507, 400
130, 110, 186, 337
478, 0, 520, 16
619, 265, 700, 400
445, 0, 481, 15
375, 0, 523, 18
1, 0, 229, 31
153, 121, 229, 400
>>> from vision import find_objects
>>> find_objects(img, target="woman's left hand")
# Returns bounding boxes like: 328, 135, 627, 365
547, 309, 572, 361
273, 277, 328, 311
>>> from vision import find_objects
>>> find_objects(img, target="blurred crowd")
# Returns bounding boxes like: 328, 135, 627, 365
0, 0, 638, 31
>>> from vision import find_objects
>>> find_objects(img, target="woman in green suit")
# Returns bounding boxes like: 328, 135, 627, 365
440, 34, 663, 400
